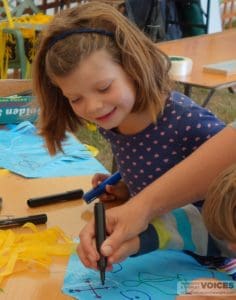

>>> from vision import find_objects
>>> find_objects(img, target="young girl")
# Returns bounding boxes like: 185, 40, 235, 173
33, 2, 229, 269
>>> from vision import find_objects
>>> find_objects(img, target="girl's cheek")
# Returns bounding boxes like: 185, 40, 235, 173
72, 106, 83, 117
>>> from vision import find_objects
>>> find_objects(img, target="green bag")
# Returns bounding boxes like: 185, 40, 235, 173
176, 0, 207, 37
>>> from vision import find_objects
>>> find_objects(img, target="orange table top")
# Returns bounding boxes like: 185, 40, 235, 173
157, 28, 236, 89
0, 172, 93, 299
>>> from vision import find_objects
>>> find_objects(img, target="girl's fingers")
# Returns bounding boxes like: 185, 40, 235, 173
79, 220, 99, 264
92, 173, 109, 187
99, 192, 116, 202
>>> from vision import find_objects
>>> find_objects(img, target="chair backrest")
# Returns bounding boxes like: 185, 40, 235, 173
38, 0, 87, 14
0, 0, 39, 20
0, 0, 45, 79
221, 0, 236, 29
0, 0, 40, 29
0, 0, 40, 27
11, 0, 39, 16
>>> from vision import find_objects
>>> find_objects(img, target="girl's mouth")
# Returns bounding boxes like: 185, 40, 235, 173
96, 107, 116, 122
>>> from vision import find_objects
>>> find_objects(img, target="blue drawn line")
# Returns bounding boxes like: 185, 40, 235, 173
111, 263, 123, 273
120, 289, 152, 300
68, 278, 116, 299
122, 272, 187, 296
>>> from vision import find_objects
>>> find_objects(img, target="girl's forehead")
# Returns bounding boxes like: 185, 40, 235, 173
73, 50, 121, 78
78, 49, 114, 68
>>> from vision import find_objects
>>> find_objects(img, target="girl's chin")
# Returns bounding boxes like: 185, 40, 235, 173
97, 123, 118, 130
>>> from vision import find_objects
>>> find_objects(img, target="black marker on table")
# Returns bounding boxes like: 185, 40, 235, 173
0, 214, 47, 229
27, 189, 84, 207
94, 202, 107, 285
27, 172, 121, 207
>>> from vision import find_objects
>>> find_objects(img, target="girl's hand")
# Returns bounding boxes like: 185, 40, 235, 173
92, 173, 130, 203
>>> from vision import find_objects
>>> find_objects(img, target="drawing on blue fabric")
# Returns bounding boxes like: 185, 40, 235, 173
66, 271, 186, 299
62, 251, 232, 300
111, 263, 122, 274
18, 158, 41, 170
0, 121, 108, 178
68, 278, 118, 298
120, 289, 152, 299
64, 269, 212, 299
121, 272, 186, 296
121, 269, 215, 297
66, 264, 122, 298
67, 277, 158, 300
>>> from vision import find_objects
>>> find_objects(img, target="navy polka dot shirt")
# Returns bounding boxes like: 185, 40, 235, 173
99, 91, 225, 198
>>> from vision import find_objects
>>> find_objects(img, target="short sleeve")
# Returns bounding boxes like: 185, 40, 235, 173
173, 94, 225, 157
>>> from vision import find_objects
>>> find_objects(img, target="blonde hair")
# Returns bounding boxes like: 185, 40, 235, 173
33, 1, 172, 154
202, 164, 236, 243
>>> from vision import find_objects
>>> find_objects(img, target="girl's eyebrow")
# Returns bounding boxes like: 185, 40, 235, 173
94, 79, 113, 85
64, 92, 81, 100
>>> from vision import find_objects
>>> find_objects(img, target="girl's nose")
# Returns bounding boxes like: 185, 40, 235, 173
85, 96, 103, 114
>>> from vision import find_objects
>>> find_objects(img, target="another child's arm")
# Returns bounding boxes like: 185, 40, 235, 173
78, 126, 236, 267
91, 173, 130, 203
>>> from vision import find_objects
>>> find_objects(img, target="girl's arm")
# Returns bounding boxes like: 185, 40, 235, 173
78, 126, 236, 267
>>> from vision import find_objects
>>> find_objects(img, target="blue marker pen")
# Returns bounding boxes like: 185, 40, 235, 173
83, 171, 121, 204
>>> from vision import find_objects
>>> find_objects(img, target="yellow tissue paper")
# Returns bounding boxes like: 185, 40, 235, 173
85, 144, 99, 157
0, 169, 9, 175
85, 122, 97, 131
0, 223, 76, 284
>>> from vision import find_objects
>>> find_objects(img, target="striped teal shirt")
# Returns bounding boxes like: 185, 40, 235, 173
136, 204, 234, 258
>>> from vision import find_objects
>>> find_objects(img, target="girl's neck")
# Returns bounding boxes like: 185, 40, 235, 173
116, 109, 153, 135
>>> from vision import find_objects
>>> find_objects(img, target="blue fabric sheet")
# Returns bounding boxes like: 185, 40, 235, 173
0, 121, 108, 178
62, 250, 233, 300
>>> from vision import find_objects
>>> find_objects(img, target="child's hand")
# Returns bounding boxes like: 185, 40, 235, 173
92, 173, 130, 203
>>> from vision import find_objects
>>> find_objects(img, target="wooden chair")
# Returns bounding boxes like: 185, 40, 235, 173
221, 0, 236, 29
37, 0, 69, 14
0, 0, 41, 78
0, 1, 52, 79
37, 0, 93, 14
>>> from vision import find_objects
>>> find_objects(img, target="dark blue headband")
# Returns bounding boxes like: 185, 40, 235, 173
47, 28, 114, 50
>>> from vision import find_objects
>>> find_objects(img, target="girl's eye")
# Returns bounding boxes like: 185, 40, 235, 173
70, 97, 81, 104
99, 84, 111, 92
